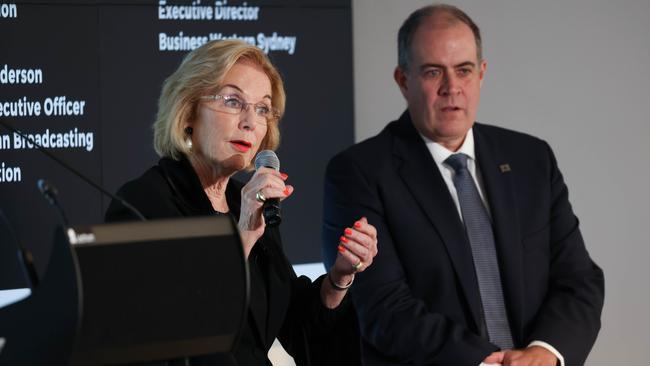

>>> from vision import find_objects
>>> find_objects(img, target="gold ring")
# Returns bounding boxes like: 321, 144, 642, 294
353, 261, 364, 271
255, 191, 266, 203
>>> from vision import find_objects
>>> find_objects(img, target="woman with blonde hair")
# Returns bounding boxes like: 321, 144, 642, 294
106, 39, 377, 365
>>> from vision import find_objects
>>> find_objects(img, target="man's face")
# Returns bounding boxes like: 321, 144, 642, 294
395, 18, 486, 151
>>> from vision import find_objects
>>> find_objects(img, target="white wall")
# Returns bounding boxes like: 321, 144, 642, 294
353, 0, 650, 364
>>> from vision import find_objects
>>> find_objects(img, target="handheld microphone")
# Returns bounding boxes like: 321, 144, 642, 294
37, 178, 70, 227
0, 118, 146, 221
254, 150, 281, 227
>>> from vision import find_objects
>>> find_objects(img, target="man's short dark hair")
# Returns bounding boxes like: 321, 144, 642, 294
397, 4, 482, 71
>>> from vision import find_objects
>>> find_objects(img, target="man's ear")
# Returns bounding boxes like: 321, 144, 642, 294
394, 66, 409, 97
479, 59, 487, 88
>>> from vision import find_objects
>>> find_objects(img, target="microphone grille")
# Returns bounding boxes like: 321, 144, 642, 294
255, 150, 280, 171
37, 178, 57, 196
37, 178, 46, 193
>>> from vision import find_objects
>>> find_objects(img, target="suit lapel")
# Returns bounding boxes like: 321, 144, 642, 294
473, 124, 525, 345
391, 113, 484, 332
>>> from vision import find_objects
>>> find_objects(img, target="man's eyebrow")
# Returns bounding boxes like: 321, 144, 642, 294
455, 61, 476, 68
418, 61, 477, 70
419, 63, 444, 71
221, 83, 272, 101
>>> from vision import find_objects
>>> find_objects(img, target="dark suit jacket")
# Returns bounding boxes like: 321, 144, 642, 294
322, 112, 604, 366
105, 157, 356, 366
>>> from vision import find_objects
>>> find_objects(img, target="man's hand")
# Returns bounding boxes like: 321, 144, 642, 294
500, 346, 557, 366
483, 351, 505, 365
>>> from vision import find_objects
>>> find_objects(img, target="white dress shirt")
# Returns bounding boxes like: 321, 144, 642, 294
420, 128, 565, 366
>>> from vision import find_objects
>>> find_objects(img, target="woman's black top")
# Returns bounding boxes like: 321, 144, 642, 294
105, 157, 359, 366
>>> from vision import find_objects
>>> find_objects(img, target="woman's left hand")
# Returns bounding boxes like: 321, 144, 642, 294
331, 217, 378, 277
321, 217, 377, 308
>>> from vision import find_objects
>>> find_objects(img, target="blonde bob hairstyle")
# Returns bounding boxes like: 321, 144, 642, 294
153, 39, 285, 163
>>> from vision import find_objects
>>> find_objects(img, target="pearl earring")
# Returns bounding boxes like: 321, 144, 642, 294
184, 127, 193, 152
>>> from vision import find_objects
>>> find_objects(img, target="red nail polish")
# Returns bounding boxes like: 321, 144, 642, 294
338, 245, 346, 253
344, 228, 353, 236
354, 221, 362, 229
340, 235, 349, 243
280, 172, 288, 180
283, 187, 290, 196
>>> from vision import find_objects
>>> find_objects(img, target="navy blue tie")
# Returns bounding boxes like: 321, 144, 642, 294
445, 153, 514, 349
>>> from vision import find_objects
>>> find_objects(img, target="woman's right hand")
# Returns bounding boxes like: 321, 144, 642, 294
238, 167, 293, 258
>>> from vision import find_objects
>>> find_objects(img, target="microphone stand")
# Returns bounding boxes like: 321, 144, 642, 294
0, 118, 146, 221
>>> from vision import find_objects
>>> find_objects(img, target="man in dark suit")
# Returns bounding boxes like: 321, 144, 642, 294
322, 4, 604, 366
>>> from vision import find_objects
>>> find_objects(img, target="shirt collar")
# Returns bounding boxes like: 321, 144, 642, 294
420, 127, 476, 166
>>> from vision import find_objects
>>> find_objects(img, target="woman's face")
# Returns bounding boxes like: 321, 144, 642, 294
190, 60, 272, 172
